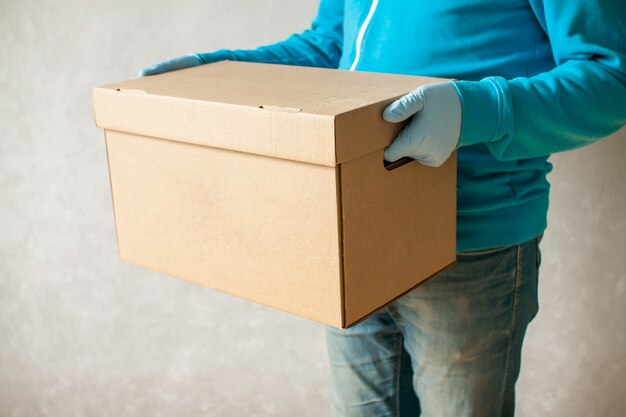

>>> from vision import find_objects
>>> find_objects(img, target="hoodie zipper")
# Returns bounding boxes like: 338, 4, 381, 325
349, 0, 379, 71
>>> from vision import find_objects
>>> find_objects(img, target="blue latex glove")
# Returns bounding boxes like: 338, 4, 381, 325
383, 82, 462, 167
138, 50, 232, 77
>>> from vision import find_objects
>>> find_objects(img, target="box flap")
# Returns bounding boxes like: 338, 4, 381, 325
93, 61, 446, 166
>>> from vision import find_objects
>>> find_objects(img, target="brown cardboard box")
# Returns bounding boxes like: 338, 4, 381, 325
93, 61, 456, 328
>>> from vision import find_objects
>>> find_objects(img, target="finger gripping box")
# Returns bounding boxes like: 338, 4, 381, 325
93, 61, 456, 328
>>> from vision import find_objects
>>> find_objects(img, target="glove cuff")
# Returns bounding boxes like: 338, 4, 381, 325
451, 77, 514, 149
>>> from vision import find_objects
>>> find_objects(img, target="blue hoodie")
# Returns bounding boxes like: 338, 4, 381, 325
200, 0, 626, 252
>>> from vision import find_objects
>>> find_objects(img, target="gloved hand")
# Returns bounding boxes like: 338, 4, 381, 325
383, 82, 462, 167
138, 50, 233, 77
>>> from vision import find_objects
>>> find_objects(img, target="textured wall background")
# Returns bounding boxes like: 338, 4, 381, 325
0, 0, 624, 416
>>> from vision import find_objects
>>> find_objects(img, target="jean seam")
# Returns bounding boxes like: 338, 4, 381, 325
393, 335, 402, 417
536, 234, 542, 271
498, 243, 523, 412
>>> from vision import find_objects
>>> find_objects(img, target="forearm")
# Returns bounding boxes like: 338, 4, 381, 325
454, 59, 626, 160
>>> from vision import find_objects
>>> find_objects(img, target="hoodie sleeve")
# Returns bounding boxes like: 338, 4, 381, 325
452, 0, 626, 161
198, 0, 343, 69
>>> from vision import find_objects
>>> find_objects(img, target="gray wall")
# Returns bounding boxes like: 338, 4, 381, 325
0, 0, 624, 416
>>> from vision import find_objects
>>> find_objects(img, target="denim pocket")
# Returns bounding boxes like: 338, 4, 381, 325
458, 244, 515, 257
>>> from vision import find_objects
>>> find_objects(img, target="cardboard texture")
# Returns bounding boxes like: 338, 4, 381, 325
93, 61, 456, 328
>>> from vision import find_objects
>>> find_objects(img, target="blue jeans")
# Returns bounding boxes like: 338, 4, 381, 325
325, 234, 542, 417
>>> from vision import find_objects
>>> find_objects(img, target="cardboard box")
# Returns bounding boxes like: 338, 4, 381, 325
93, 61, 456, 328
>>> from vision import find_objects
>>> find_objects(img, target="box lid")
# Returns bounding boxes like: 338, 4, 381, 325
93, 61, 446, 166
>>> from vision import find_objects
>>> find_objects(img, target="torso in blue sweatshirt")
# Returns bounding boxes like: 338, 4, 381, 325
205, 0, 626, 251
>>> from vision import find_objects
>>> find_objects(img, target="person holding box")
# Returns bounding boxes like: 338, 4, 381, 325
141, 1, 626, 415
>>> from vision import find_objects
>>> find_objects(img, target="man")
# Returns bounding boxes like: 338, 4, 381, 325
140, 1, 626, 416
